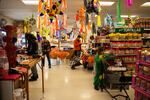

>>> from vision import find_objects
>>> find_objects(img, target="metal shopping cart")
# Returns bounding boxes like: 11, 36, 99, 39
100, 56, 132, 100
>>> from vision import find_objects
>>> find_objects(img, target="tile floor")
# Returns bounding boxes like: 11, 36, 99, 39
29, 60, 134, 100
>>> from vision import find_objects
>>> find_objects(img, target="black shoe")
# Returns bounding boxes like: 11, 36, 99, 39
71, 66, 75, 70
94, 86, 99, 91
49, 65, 51, 68
29, 76, 38, 81
29, 77, 38, 81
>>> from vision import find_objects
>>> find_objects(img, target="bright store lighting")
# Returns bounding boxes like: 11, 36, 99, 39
99, 1, 115, 6
141, 2, 150, 7
21, 0, 39, 5
121, 15, 137, 18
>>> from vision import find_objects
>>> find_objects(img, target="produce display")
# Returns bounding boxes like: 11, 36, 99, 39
108, 33, 141, 40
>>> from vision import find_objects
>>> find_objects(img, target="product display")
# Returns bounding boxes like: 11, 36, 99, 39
132, 51, 150, 100
134, 18, 150, 28
0, 0, 150, 100
108, 32, 142, 76
142, 33, 150, 48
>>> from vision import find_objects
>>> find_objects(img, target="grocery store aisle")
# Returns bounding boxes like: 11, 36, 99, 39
29, 60, 134, 100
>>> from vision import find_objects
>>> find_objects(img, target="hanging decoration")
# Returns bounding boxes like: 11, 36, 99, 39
127, 0, 133, 7
84, 0, 100, 15
24, 15, 36, 33
117, 0, 121, 22
62, 14, 67, 28
88, 22, 91, 30
97, 15, 101, 27
92, 22, 96, 34
85, 13, 89, 25
37, 15, 41, 29
104, 14, 114, 28
38, 0, 66, 24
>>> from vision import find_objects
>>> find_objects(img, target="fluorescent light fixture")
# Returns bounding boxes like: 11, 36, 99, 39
121, 15, 137, 18
21, 0, 39, 5
99, 1, 115, 6
141, 2, 150, 7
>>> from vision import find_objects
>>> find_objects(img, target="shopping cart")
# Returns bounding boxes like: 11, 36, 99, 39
101, 56, 132, 100
69, 56, 82, 69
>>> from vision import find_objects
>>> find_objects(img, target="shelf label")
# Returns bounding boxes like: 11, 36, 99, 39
115, 28, 143, 33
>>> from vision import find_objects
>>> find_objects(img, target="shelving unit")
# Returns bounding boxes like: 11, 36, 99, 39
132, 56, 150, 100
0, 69, 26, 100
110, 39, 142, 76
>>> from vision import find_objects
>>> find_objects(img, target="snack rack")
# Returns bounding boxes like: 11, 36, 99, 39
132, 51, 150, 100
108, 33, 142, 76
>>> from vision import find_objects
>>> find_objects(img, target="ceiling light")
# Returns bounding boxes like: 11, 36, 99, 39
141, 2, 150, 7
21, 0, 39, 5
99, 1, 115, 6
121, 15, 137, 18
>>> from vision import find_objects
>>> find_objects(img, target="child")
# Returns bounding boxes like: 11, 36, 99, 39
93, 47, 105, 90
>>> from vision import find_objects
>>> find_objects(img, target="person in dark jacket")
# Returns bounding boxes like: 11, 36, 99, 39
26, 33, 39, 81
41, 36, 51, 68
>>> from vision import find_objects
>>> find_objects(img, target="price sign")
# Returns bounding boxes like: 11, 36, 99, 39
115, 28, 143, 33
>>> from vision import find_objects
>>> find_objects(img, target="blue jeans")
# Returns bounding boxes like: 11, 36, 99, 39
31, 65, 38, 78
42, 52, 51, 67
75, 50, 81, 57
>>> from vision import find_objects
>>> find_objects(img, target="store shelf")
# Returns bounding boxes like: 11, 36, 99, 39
116, 54, 136, 56
137, 74, 150, 82
142, 37, 150, 40
132, 85, 150, 98
142, 46, 150, 48
139, 61, 150, 67
125, 61, 136, 64
110, 40, 142, 42
112, 47, 141, 49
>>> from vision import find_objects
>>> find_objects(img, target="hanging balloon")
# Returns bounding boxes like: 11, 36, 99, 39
97, 15, 101, 27
117, 0, 121, 22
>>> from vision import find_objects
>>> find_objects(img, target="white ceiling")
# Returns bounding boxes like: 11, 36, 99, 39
0, 0, 150, 26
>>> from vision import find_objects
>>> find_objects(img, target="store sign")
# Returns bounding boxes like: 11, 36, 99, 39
115, 28, 143, 33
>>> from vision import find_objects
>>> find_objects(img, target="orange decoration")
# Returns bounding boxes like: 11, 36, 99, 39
48, 0, 52, 8
63, 0, 67, 9
44, 13, 47, 26
81, 21, 84, 30
79, 7, 85, 22
88, 56, 94, 64
55, 17, 59, 30
88, 22, 91, 30
37, 15, 40, 29
62, 14, 67, 28
38, 0, 42, 13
